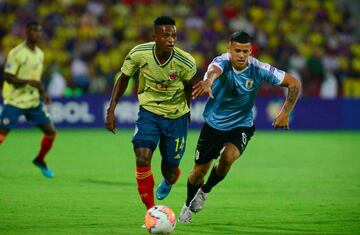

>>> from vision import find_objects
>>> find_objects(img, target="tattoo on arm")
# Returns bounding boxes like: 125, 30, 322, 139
284, 87, 300, 113
207, 69, 220, 82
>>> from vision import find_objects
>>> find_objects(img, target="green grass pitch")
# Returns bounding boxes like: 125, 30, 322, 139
0, 129, 359, 234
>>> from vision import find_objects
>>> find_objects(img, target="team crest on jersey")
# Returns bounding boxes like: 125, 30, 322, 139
168, 70, 177, 80
245, 79, 254, 89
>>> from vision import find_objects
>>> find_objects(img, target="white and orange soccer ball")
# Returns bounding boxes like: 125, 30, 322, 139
144, 205, 176, 234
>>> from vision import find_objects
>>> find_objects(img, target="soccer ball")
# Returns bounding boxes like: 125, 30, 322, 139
144, 205, 176, 234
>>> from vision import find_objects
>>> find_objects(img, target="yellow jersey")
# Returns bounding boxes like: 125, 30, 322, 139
3, 42, 44, 109
121, 42, 197, 119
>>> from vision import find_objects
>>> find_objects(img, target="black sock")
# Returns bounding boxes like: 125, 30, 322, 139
186, 179, 202, 207
201, 166, 225, 193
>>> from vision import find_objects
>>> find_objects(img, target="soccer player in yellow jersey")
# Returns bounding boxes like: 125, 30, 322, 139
105, 16, 197, 211
0, 21, 56, 178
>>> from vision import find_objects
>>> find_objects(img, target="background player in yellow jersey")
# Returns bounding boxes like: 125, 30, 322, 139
0, 21, 56, 178
105, 16, 197, 212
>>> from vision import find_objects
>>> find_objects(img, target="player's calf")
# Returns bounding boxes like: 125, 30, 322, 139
36, 133, 56, 161
136, 165, 155, 210
157, 167, 180, 200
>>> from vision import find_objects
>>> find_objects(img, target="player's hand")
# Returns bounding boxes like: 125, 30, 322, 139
105, 110, 117, 134
272, 112, 290, 130
42, 94, 52, 105
192, 80, 214, 99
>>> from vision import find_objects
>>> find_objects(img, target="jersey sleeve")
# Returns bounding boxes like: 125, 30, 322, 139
209, 53, 229, 73
120, 47, 141, 77
256, 60, 285, 86
4, 49, 21, 75
183, 58, 197, 82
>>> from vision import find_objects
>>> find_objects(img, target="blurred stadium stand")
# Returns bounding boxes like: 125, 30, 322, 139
0, 0, 359, 98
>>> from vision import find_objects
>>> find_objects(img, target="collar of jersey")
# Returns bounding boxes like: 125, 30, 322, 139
152, 44, 174, 67
232, 64, 249, 74
24, 41, 39, 53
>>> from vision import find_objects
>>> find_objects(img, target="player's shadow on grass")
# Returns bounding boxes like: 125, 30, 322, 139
83, 178, 133, 186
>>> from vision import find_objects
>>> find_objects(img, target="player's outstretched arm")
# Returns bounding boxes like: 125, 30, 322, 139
105, 73, 131, 134
273, 73, 302, 130
192, 64, 222, 99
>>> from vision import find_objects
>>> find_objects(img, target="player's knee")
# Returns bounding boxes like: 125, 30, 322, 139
46, 131, 56, 139
135, 147, 153, 166
136, 155, 151, 166
219, 155, 236, 167
220, 148, 239, 166
192, 166, 208, 180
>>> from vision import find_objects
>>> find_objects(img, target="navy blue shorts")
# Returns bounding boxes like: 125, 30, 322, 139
0, 103, 51, 129
132, 108, 190, 167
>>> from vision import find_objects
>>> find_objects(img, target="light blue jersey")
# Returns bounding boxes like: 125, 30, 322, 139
203, 53, 285, 131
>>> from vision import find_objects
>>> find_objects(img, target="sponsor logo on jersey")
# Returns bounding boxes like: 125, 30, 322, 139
155, 83, 169, 91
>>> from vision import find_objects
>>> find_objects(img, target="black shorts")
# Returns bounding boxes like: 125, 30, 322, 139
195, 123, 255, 164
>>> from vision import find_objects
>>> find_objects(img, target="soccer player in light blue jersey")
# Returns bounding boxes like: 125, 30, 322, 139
178, 31, 301, 223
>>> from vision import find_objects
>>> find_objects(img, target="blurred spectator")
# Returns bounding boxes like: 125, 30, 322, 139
88, 74, 107, 94
320, 71, 338, 99
70, 57, 90, 93
0, 0, 359, 98
47, 66, 66, 98
303, 48, 325, 96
